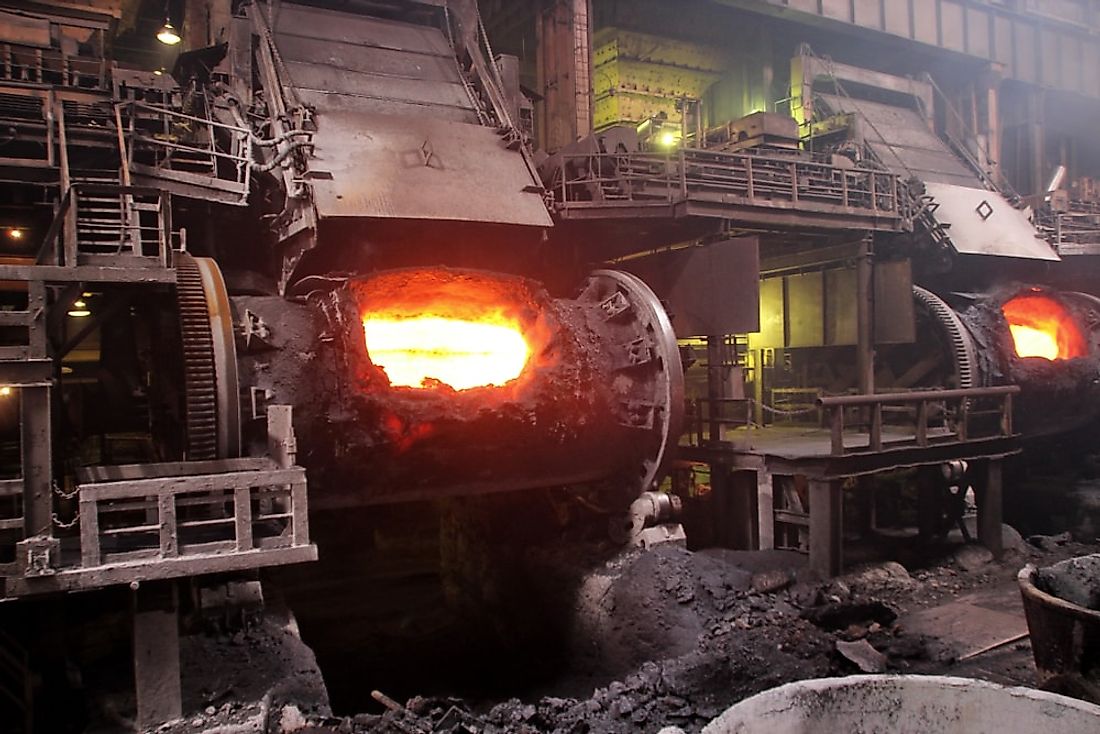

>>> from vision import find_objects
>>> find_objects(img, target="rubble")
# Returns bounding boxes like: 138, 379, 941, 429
137, 522, 1100, 734
1034, 553, 1100, 610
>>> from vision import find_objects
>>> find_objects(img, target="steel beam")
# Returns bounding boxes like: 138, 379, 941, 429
715, 0, 1100, 101
809, 477, 842, 577
132, 582, 181, 731
20, 386, 51, 538
976, 458, 1004, 560
0, 265, 175, 283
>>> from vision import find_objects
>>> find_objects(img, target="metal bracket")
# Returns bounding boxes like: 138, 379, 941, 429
17, 536, 60, 577
599, 291, 632, 320
249, 386, 272, 420
239, 309, 272, 351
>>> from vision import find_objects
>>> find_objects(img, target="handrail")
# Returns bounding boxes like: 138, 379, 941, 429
36, 183, 171, 265
552, 148, 906, 219
35, 188, 72, 265
817, 385, 1019, 407
817, 385, 1019, 455
78, 466, 309, 568
0, 42, 110, 91
116, 100, 253, 200
121, 100, 250, 136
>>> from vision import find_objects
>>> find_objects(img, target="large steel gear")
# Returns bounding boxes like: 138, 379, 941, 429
913, 285, 977, 390
176, 254, 241, 459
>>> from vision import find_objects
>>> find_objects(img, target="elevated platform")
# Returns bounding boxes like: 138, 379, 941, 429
548, 148, 911, 233
682, 387, 1021, 577
2, 408, 317, 599
682, 424, 1018, 479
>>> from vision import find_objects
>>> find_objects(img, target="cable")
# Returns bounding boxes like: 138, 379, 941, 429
250, 138, 313, 171
252, 128, 312, 147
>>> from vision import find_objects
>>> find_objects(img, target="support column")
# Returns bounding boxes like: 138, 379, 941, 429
133, 581, 182, 731
536, 0, 591, 150
706, 335, 724, 442
979, 63, 1004, 179
757, 470, 774, 550
711, 467, 756, 549
1028, 88, 1046, 196
752, 349, 765, 426
976, 459, 1004, 559
809, 478, 843, 577
856, 237, 874, 396
21, 386, 52, 538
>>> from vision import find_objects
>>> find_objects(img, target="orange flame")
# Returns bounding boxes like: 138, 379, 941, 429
363, 312, 531, 390
1002, 293, 1086, 361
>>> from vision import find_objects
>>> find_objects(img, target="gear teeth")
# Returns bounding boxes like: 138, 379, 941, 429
176, 254, 219, 460
914, 286, 977, 390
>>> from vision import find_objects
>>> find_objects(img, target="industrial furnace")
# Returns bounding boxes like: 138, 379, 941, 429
2, 0, 1100, 729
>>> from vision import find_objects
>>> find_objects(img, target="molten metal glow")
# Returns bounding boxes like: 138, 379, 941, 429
1002, 293, 1086, 361
364, 314, 530, 390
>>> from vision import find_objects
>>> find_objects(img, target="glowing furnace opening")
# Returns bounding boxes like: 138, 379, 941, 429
1001, 293, 1086, 361
363, 313, 531, 390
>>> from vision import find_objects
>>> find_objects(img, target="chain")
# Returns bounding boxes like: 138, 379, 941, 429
476, 5, 515, 130
750, 399, 821, 417
52, 479, 79, 501
443, 0, 491, 126
52, 511, 80, 529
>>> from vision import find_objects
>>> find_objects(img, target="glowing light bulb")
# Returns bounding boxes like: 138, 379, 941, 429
156, 20, 181, 45
68, 299, 90, 318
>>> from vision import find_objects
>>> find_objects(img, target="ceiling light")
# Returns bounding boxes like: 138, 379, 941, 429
68, 299, 90, 318
6, 228, 24, 240
157, 20, 181, 46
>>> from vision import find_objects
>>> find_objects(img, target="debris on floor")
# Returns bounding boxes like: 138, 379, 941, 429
141, 524, 1100, 734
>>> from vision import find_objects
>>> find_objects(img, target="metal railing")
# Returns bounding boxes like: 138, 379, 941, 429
0, 42, 109, 91
118, 100, 252, 201
1036, 200, 1100, 250
553, 148, 907, 217
77, 460, 309, 570
817, 386, 1019, 456
36, 183, 171, 267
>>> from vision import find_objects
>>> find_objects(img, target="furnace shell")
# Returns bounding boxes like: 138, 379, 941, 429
235, 267, 683, 507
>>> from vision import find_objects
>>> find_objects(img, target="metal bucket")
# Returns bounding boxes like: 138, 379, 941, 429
698, 675, 1100, 734
1018, 556, 1100, 695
